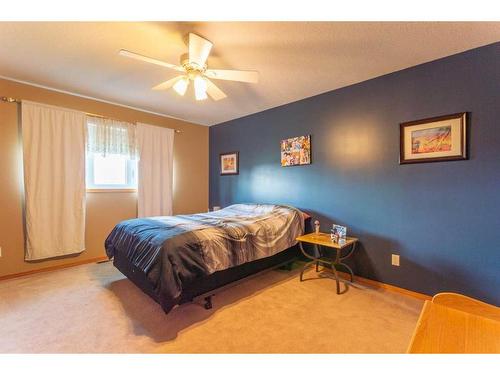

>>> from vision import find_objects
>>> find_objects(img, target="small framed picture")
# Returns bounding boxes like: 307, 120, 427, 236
400, 112, 468, 164
220, 152, 239, 175
331, 224, 347, 244
332, 224, 347, 239
280, 135, 311, 167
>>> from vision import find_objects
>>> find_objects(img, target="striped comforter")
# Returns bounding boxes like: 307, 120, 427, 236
105, 204, 304, 312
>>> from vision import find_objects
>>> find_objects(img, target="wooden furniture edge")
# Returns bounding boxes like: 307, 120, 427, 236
295, 233, 358, 249
406, 300, 432, 353
0, 256, 109, 281
335, 270, 431, 301
407, 294, 500, 353
432, 292, 500, 321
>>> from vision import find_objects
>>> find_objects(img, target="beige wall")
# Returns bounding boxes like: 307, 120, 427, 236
0, 78, 208, 277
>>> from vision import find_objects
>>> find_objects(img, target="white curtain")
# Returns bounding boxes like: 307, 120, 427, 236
136, 123, 174, 217
22, 101, 87, 260
86, 116, 136, 158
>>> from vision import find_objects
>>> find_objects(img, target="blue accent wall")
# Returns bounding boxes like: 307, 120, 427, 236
209, 43, 500, 305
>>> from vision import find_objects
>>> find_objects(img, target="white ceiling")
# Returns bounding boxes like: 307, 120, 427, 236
0, 22, 499, 125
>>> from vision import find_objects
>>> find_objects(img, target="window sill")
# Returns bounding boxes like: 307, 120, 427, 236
86, 188, 137, 193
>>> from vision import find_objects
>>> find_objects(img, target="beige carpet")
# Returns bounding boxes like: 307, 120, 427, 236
0, 261, 423, 353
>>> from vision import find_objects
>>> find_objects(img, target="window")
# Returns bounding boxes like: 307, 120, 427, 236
85, 115, 137, 191
86, 152, 137, 190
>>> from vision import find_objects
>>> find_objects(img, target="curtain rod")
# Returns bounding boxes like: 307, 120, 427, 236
1, 96, 182, 133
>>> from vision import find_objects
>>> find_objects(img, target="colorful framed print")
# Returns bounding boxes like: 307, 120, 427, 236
280, 135, 311, 167
220, 152, 239, 175
400, 112, 468, 164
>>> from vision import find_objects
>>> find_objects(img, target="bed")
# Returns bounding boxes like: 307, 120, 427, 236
105, 204, 306, 313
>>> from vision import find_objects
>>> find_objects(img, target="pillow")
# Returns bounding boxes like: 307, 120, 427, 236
300, 210, 311, 220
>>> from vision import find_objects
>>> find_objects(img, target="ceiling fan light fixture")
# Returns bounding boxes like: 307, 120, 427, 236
194, 75, 208, 101
173, 76, 189, 96
120, 33, 259, 102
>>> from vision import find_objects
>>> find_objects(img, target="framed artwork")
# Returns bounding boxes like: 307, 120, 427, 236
220, 152, 239, 175
331, 224, 347, 239
280, 135, 311, 167
400, 112, 468, 164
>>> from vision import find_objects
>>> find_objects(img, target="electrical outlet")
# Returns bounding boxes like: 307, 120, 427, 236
391, 254, 400, 266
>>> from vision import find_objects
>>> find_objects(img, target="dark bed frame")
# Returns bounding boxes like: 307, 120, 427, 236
113, 244, 300, 312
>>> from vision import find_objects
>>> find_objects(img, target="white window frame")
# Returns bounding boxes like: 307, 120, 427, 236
85, 152, 138, 192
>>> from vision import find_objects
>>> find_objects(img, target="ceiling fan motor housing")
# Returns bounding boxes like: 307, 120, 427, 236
180, 53, 207, 78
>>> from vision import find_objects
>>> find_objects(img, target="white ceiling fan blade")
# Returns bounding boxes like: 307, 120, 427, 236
119, 49, 184, 72
205, 79, 227, 101
188, 33, 213, 68
205, 69, 259, 83
152, 76, 183, 90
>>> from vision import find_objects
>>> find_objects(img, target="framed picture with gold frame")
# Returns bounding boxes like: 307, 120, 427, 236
220, 151, 239, 175
400, 112, 468, 164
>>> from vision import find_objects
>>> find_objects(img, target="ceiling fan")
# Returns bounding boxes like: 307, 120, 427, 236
119, 33, 259, 101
